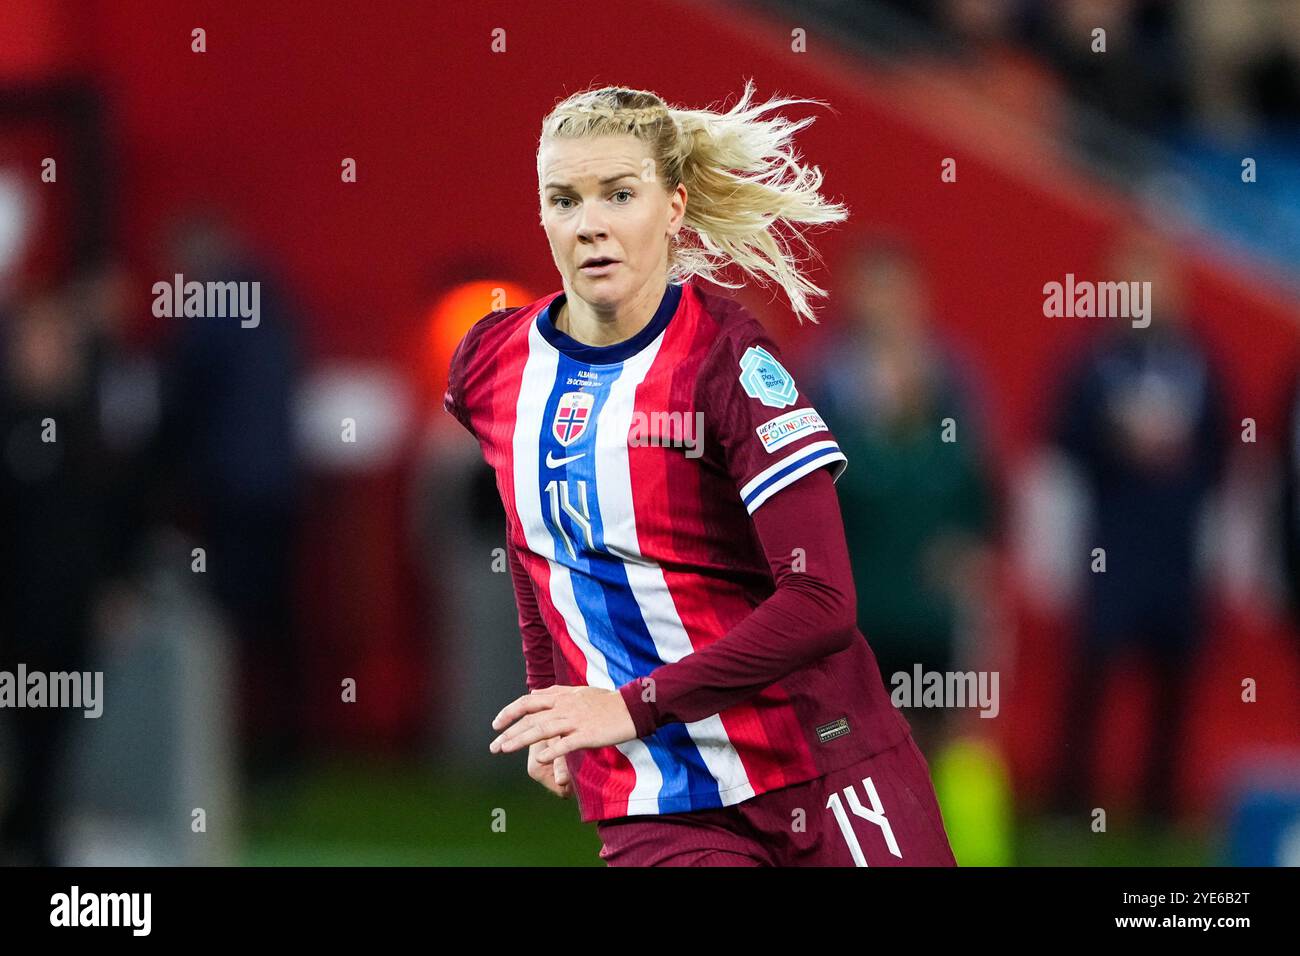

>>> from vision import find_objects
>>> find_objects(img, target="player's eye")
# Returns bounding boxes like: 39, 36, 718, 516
611, 189, 633, 203
551, 195, 576, 210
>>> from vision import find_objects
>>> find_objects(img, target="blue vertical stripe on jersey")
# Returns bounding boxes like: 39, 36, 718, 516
536, 352, 724, 813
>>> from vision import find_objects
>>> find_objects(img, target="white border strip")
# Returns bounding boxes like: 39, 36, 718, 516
742, 445, 847, 514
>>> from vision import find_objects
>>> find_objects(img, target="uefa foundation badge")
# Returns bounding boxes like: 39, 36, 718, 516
739, 345, 799, 408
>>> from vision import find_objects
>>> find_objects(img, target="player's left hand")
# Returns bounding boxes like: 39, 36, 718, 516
489, 685, 637, 763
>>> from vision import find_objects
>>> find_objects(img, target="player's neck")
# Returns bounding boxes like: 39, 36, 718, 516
557, 277, 667, 348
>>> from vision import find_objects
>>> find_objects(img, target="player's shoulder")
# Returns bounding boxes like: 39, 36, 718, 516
452, 304, 530, 368
686, 284, 796, 401
449, 289, 561, 379
445, 294, 552, 430
688, 283, 780, 367
690, 283, 768, 340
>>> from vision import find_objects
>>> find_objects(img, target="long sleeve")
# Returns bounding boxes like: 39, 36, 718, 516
507, 537, 556, 691
617, 465, 857, 737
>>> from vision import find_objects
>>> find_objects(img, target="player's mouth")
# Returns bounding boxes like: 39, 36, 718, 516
579, 256, 620, 276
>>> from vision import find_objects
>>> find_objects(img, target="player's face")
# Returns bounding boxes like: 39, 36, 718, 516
538, 134, 685, 312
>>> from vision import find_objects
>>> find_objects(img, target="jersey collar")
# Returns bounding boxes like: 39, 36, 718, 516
537, 282, 683, 365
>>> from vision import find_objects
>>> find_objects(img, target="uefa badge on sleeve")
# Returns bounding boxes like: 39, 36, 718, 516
738, 345, 799, 408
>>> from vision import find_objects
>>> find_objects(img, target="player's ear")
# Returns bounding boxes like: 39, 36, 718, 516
669, 183, 687, 233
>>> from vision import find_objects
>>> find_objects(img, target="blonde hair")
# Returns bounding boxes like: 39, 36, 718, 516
538, 79, 849, 324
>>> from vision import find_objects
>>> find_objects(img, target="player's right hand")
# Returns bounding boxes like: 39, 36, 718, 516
528, 738, 572, 799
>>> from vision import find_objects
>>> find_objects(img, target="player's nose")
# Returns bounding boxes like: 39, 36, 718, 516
575, 206, 609, 241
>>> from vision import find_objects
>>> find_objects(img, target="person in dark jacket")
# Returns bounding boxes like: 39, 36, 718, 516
1049, 234, 1230, 826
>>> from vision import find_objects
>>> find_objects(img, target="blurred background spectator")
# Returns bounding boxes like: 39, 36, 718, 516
0, 278, 153, 863
1282, 358, 1300, 633
1046, 230, 1230, 829
808, 238, 998, 761
153, 210, 305, 789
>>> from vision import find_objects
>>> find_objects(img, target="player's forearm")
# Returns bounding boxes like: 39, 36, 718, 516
507, 537, 557, 690
522, 629, 557, 691
618, 578, 854, 735
618, 467, 856, 736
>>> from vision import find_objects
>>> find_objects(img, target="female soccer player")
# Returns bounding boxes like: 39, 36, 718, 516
444, 82, 956, 866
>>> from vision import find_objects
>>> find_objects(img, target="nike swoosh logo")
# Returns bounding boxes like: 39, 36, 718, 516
546, 450, 586, 468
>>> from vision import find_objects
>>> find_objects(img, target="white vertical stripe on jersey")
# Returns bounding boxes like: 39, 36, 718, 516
514, 320, 664, 806
593, 331, 757, 807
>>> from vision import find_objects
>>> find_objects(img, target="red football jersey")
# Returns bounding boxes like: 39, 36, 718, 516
445, 278, 909, 821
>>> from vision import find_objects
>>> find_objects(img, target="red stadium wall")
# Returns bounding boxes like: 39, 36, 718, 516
2, 0, 1295, 806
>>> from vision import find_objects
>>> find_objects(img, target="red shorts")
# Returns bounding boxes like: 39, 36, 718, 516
596, 734, 957, 866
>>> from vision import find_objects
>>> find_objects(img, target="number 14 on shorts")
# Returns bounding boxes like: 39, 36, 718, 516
826, 776, 903, 867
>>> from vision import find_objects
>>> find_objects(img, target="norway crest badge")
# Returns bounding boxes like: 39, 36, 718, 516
738, 345, 799, 408
552, 391, 595, 446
